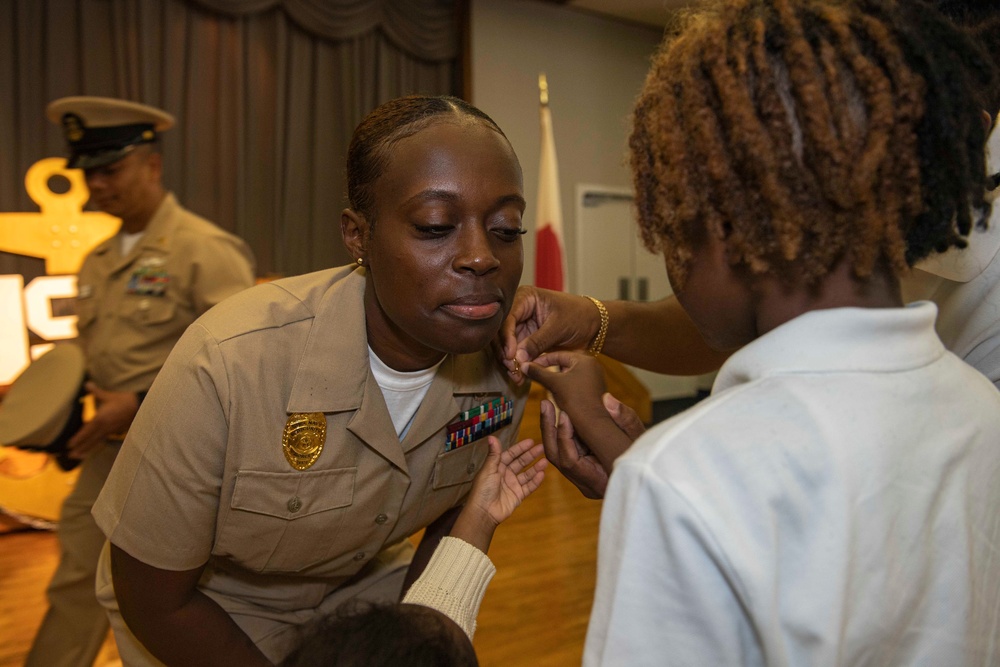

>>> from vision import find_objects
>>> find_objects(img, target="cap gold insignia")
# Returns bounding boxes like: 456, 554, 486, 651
282, 412, 326, 470
63, 115, 84, 142
142, 130, 154, 140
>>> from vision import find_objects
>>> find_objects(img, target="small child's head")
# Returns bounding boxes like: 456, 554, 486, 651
282, 600, 478, 667
630, 0, 996, 301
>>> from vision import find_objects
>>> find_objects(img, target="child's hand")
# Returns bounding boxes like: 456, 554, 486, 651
451, 436, 547, 554
523, 351, 640, 474
539, 393, 645, 499
468, 436, 547, 526
521, 351, 607, 414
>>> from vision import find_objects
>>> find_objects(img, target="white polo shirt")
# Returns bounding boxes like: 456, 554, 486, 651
586, 303, 1000, 666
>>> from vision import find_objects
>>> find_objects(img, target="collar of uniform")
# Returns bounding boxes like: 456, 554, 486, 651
285, 268, 508, 414
132, 192, 181, 254
401, 351, 510, 452
85, 191, 180, 260
285, 267, 370, 414
714, 302, 946, 394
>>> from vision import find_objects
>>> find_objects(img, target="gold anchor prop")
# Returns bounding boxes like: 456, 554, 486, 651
0, 157, 119, 275
0, 158, 119, 527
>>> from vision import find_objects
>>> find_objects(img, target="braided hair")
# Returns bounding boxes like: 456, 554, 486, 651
630, 0, 996, 291
346, 96, 510, 226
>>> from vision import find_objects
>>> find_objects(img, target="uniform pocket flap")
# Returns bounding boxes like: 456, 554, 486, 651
231, 468, 357, 520
432, 442, 488, 490
125, 296, 176, 325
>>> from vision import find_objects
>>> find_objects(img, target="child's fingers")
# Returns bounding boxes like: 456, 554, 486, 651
506, 442, 544, 475
500, 437, 536, 464
486, 435, 503, 460
516, 457, 548, 484
533, 350, 581, 370
519, 461, 548, 495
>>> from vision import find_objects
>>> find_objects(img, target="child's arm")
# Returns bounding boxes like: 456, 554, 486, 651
449, 435, 547, 554
401, 436, 546, 639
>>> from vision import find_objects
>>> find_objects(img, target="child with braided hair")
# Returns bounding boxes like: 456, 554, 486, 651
518, 0, 1000, 664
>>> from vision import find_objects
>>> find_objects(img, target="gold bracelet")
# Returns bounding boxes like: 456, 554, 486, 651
584, 296, 609, 356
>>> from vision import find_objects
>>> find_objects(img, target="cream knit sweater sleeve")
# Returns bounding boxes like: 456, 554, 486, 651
402, 536, 497, 639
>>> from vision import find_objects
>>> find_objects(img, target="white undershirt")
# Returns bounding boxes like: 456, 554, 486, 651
120, 231, 144, 256
368, 346, 443, 438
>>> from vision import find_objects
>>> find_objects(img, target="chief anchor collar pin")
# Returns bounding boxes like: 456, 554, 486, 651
282, 412, 327, 470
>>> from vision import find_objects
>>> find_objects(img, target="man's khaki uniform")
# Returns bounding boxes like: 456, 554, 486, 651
27, 193, 254, 667
93, 266, 528, 665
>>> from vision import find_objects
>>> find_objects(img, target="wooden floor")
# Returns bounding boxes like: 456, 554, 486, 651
0, 383, 607, 667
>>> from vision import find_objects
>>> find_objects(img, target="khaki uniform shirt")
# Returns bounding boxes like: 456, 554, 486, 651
93, 266, 528, 614
76, 192, 255, 393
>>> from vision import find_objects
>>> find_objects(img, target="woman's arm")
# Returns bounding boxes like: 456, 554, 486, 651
110, 544, 272, 667
500, 288, 731, 379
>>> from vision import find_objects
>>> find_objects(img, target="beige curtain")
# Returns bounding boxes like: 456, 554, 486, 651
0, 0, 459, 277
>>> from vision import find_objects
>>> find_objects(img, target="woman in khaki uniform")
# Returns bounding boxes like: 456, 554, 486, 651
92, 95, 530, 666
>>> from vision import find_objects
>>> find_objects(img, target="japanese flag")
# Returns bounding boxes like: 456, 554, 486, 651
534, 94, 566, 291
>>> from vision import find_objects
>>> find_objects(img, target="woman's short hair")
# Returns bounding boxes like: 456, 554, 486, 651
346, 95, 509, 226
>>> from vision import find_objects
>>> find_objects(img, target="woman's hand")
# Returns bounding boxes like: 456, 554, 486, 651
498, 287, 601, 383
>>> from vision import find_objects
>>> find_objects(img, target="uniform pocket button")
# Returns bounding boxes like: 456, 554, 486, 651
287, 497, 302, 513
353, 552, 366, 561
466, 462, 476, 475
375, 513, 388, 525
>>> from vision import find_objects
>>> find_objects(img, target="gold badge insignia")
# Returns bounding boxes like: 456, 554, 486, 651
282, 412, 327, 470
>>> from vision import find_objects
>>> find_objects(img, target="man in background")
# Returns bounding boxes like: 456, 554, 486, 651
26, 96, 255, 667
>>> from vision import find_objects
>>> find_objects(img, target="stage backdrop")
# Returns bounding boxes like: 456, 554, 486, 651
0, 0, 461, 278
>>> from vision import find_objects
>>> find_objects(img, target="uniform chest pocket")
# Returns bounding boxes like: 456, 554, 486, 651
216, 467, 357, 573
122, 295, 176, 326
432, 440, 489, 490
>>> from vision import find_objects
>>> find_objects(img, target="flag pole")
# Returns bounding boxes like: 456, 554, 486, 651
534, 72, 566, 293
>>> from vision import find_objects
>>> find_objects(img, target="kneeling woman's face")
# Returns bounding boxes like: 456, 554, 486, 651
354, 118, 525, 371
